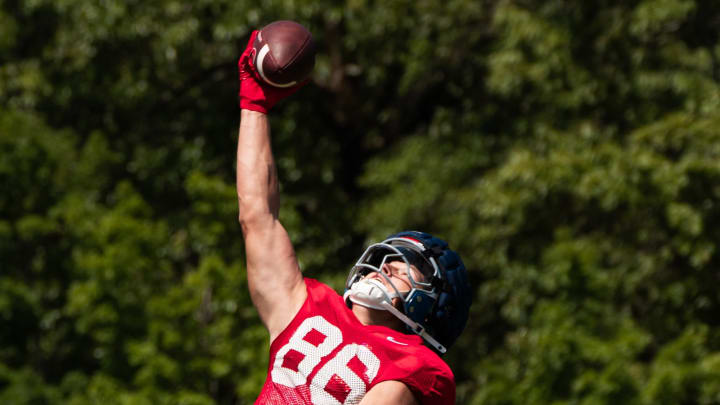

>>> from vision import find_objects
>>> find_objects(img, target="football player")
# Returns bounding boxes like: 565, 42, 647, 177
236, 30, 472, 405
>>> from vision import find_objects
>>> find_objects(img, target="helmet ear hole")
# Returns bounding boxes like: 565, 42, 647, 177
404, 290, 436, 326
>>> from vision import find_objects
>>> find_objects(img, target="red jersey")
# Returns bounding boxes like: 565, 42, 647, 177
255, 278, 455, 405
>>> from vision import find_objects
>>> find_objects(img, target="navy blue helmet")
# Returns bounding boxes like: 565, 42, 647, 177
345, 231, 472, 352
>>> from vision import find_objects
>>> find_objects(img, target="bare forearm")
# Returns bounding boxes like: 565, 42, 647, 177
236, 109, 279, 221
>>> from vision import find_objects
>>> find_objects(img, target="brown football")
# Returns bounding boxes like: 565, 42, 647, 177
252, 20, 316, 88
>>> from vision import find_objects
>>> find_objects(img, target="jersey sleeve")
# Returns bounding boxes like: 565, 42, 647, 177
402, 358, 456, 405
418, 370, 455, 405
268, 278, 339, 347
369, 327, 456, 404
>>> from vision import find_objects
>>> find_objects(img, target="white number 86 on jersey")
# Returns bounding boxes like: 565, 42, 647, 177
271, 316, 381, 404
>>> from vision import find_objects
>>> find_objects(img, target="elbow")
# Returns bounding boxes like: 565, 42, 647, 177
238, 213, 255, 236
238, 210, 275, 238
237, 199, 261, 225
238, 209, 263, 236
237, 197, 275, 231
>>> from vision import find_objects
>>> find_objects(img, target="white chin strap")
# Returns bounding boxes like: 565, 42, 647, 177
344, 279, 447, 354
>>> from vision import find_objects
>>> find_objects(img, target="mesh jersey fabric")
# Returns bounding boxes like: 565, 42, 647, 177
255, 278, 455, 405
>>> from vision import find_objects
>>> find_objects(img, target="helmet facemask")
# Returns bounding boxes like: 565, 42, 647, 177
344, 237, 447, 353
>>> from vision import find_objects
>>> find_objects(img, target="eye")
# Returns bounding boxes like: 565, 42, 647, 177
409, 267, 425, 282
388, 262, 411, 277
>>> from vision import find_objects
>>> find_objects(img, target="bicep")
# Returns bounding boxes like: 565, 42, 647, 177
359, 380, 419, 405
242, 214, 306, 340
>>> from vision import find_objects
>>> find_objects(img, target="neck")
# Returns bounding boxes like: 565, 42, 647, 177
351, 301, 406, 332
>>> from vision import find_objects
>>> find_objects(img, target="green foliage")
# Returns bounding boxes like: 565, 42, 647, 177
2, 0, 720, 403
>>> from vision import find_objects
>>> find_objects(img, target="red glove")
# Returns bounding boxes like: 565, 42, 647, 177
238, 30, 305, 113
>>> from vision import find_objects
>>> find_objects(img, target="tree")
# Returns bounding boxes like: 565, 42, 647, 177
2, 0, 720, 403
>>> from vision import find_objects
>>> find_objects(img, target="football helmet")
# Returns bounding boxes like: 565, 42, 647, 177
344, 231, 471, 353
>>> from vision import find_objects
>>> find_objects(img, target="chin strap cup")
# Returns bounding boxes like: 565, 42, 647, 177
344, 278, 402, 310
381, 302, 447, 354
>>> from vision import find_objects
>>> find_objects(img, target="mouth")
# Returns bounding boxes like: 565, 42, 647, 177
365, 272, 411, 294
364, 273, 387, 286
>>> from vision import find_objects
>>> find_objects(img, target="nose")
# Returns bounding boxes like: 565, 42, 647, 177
381, 262, 393, 276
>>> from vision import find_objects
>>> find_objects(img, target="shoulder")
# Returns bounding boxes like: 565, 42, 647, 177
404, 354, 455, 405
302, 278, 347, 309
376, 340, 455, 404
304, 277, 339, 296
269, 278, 350, 345
409, 345, 454, 387
417, 353, 455, 405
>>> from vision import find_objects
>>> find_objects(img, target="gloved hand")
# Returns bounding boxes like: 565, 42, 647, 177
238, 30, 306, 113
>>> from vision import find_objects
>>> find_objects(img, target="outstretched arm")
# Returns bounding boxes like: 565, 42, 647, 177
237, 110, 307, 341
236, 32, 307, 341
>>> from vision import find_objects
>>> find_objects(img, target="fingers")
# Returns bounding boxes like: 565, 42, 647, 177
238, 30, 260, 80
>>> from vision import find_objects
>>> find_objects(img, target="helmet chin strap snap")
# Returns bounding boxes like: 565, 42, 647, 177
344, 279, 447, 354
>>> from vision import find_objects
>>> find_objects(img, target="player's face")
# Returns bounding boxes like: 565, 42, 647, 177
366, 259, 426, 293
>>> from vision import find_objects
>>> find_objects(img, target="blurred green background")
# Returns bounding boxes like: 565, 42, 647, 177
2, 0, 720, 403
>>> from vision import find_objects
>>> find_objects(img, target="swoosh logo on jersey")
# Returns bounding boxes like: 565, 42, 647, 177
387, 336, 409, 346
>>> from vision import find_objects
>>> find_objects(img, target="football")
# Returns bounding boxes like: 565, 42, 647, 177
252, 20, 316, 88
